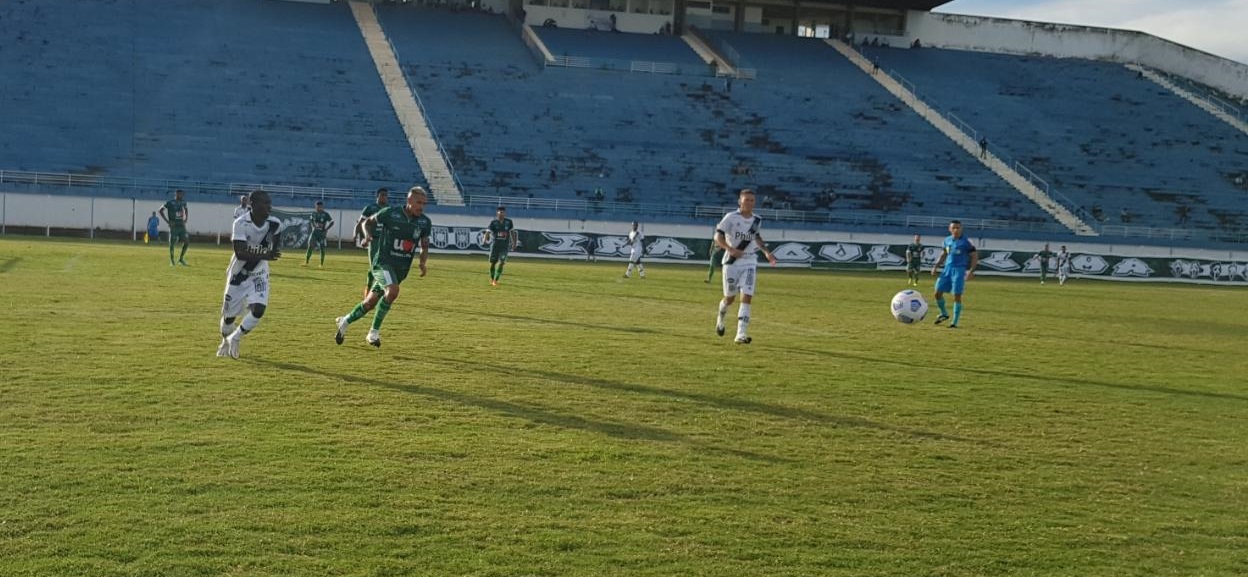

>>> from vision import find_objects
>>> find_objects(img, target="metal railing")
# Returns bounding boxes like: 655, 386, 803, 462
463, 194, 1074, 234
382, 34, 467, 197
0, 169, 375, 203
547, 54, 706, 77
4, 169, 1241, 243
686, 25, 757, 79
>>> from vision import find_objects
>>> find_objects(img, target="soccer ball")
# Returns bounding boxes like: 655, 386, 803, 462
890, 290, 928, 324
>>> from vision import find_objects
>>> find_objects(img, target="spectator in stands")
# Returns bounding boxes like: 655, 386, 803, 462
1120, 207, 1131, 223
872, 58, 880, 74
978, 136, 988, 159
233, 195, 250, 219
761, 195, 774, 209
593, 187, 605, 204
609, 13, 617, 32
1091, 204, 1104, 221
1176, 204, 1190, 225
549, 165, 557, 182
912, 38, 922, 49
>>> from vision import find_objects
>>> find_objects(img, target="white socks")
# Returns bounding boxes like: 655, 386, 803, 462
230, 312, 261, 338
717, 300, 728, 327
737, 303, 751, 338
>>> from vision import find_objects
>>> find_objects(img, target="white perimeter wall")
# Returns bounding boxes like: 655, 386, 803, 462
524, 5, 670, 36
3, 192, 1243, 262
903, 11, 1248, 99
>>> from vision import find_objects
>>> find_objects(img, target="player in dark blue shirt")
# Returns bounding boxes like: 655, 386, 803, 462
930, 220, 978, 329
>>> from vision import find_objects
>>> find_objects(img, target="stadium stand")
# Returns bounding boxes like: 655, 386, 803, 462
866, 46, 1248, 233
0, 0, 423, 195
380, 10, 1059, 230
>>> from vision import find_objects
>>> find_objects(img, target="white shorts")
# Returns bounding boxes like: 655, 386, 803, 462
629, 247, 643, 263
722, 261, 757, 297
221, 273, 270, 318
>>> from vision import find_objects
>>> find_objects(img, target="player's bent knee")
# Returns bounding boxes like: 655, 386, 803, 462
250, 304, 266, 318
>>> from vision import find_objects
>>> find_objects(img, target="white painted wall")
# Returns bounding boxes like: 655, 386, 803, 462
524, 5, 670, 35
3, 192, 1242, 262
902, 11, 1248, 99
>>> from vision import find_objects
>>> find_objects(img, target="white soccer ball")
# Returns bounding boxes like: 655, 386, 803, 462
890, 290, 928, 324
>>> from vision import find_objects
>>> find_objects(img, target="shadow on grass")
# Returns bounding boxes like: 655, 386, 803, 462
270, 271, 333, 283
418, 354, 986, 446
249, 358, 786, 463
0, 257, 20, 274
779, 346, 1248, 402
423, 305, 660, 335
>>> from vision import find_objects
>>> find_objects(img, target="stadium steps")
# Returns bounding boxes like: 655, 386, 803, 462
349, 0, 464, 206
825, 38, 1100, 237
1126, 64, 1248, 137
681, 34, 735, 75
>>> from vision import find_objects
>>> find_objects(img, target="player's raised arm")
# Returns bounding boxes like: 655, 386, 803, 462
756, 232, 776, 266
931, 250, 948, 276
360, 214, 379, 247
715, 230, 737, 256
418, 235, 429, 277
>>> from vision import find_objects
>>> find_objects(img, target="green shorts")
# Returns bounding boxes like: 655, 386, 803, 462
489, 244, 510, 264
309, 233, 327, 249
369, 264, 410, 293
170, 227, 189, 243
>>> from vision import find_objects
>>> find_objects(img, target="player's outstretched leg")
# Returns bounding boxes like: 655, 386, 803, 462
734, 303, 751, 343
366, 300, 391, 347
716, 300, 728, 337
933, 293, 949, 325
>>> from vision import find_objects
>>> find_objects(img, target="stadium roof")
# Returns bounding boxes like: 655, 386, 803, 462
808, 0, 954, 10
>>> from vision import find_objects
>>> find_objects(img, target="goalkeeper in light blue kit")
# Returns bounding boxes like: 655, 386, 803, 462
930, 220, 978, 329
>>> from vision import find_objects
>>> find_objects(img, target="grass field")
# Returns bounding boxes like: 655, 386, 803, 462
1, 236, 1245, 576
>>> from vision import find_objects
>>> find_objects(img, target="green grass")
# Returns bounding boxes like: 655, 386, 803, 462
1, 236, 1245, 576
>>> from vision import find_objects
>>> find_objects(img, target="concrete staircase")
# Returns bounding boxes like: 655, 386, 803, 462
350, 1, 463, 205
826, 39, 1098, 236
1127, 63, 1248, 136
682, 33, 736, 76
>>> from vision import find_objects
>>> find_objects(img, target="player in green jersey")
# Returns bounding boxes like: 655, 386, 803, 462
705, 229, 723, 283
159, 189, 190, 266
905, 235, 924, 287
355, 188, 390, 298
1036, 243, 1055, 285
483, 206, 516, 286
335, 187, 431, 348
304, 201, 335, 267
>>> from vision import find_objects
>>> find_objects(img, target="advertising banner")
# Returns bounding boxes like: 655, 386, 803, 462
419, 225, 1245, 285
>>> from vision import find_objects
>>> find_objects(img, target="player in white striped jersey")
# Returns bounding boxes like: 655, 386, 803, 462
714, 189, 776, 344
217, 190, 282, 359
1057, 245, 1072, 285
622, 221, 645, 279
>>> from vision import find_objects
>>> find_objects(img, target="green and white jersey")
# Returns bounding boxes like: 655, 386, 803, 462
905, 243, 924, 268
163, 199, 188, 230
370, 207, 432, 271
487, 218, 514, 249
309, 211, 334, 237
1036, 250, 1054, 270
359, 201, 387, 255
